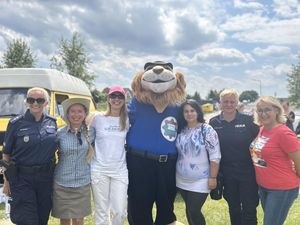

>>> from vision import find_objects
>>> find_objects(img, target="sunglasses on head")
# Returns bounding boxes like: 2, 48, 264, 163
109, 93, 125, 100
26, 97, 46, 104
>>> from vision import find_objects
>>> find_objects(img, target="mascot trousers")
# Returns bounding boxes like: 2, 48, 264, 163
127, 153, 177, 225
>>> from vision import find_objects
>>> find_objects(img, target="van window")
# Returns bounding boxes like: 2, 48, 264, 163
0, 88, 27, 116
55, 94, 69, 117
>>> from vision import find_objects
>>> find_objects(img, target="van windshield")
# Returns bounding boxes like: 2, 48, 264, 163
0, 88, 28, 116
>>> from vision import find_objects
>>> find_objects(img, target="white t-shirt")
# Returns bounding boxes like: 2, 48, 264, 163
90, 112, 128, 174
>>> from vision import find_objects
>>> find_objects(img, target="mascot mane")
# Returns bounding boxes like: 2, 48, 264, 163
131, 71, 186, 113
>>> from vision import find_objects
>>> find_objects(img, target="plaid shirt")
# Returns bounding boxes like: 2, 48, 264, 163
54, 126, 91, 188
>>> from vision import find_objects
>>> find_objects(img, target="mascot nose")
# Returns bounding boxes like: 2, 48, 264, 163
153, 67, 164, 74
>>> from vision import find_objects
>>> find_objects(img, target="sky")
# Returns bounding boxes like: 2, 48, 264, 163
0, 0, 300, 98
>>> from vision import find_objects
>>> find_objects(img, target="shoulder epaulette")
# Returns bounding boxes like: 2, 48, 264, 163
45, 114, 57, 121
9, 115, 24, 124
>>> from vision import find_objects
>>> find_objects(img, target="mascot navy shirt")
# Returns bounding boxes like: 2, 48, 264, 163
126, 97, 179, 154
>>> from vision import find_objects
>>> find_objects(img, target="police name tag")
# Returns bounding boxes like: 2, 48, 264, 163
23, 135, 30, 143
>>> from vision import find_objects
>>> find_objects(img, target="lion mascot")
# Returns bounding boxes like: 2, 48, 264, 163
126, 61, 186, 225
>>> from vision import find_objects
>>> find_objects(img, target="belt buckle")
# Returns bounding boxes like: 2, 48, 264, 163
158, 155, 168, 163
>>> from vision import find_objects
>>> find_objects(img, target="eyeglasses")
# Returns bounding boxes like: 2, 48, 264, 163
26, 97, 46, 104
109, 94, 125, 100
256, 107, 273, 114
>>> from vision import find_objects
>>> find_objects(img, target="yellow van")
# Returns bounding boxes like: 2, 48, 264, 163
0, 68, 96, 151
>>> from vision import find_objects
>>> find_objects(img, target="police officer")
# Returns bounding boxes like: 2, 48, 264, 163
209, 89, 259, 225
2, 87, 57, 225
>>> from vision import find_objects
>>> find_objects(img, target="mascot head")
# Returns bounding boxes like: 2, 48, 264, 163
132, 61, 186, 113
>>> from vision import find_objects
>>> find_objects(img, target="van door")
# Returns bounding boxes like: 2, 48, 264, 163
54, 93, 69, 128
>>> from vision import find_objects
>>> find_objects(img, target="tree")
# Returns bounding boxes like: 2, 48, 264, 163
287, 54, 300, 108
239, 90, 259, 103
192, 91, 202, 103
91, 88, 106, 104
50, 33, 96, 89
206, 89, 220, 101
2, 39, 36, 68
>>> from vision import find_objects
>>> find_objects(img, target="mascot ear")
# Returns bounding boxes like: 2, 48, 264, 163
175, 72, 187, 91
131, 71, 144, 96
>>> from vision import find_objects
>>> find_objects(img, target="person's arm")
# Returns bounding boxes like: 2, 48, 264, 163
288, 151, 300, 177
2, 153, 11, 196
208, 161, 219, 190
204, 125, 221, 189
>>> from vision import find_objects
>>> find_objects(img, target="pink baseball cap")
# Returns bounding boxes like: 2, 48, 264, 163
108, 85, 125, 95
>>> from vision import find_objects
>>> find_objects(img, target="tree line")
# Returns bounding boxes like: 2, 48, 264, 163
1, 33, 299, 107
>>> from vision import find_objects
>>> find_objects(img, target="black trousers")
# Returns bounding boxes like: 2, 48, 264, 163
223, 170, 259, 225
9, 171, 53, 225
178, 188, 208, 225
127, 153, 177, 225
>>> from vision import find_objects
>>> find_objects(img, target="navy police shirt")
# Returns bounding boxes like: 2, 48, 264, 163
209, 111, 259, 171
3, 110, 57, 166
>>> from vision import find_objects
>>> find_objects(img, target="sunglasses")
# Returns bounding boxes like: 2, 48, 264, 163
26, 97, 46, 104
109, 93, 125, 100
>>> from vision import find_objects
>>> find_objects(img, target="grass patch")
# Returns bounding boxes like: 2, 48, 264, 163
1, 194, 300, 225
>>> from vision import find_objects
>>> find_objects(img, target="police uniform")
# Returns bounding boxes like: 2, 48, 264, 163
3, 110, 57, 225
209, 111, 259, 225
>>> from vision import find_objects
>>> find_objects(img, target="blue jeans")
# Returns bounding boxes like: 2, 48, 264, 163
259, 186, 299, 225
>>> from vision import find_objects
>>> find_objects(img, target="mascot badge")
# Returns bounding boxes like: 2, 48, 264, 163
126, 61, 186, 225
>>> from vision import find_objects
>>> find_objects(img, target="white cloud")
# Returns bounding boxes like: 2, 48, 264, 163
221, 13, 269, 31
178, 48, 253, 66
0, 0, 299, 98
233, 0, 265, 11
272, 0, 299, 18
245, 64, 291, 96
232, 18, 300, 46
253, 45, 291, 57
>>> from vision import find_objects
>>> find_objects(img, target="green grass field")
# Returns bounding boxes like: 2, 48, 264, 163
1, 194, 299, 225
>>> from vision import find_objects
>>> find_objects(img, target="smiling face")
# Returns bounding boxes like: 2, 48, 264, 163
108, 92, 125, 112
67, 103, 87, 128
141, 62, 177, 93
26, 90, 48, 115
183, 104, 198, 126
220, 94, 238, 114
256, 101, 279, 127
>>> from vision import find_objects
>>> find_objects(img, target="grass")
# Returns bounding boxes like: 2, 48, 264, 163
1, 194, 300, 225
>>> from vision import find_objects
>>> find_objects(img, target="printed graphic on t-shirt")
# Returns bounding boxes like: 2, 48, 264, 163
104, 125, 120, 132
160, 116, 177, 142
250, 135, 269, 168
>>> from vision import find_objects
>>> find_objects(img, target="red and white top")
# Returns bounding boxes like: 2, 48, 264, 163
250, 124, 300, 190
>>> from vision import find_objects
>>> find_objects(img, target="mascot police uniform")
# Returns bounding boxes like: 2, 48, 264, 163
126, 61, 186, 225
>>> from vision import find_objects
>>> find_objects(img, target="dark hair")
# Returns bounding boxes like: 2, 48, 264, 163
178, 99, 205, 133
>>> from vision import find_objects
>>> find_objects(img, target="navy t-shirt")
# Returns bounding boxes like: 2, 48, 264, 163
209, 111, 259, 173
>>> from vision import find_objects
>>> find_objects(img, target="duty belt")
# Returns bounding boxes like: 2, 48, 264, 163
18, 163, 54, 174
126, 146, 177, 163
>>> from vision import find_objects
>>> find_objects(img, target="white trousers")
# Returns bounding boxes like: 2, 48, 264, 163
91, 171, 128, 225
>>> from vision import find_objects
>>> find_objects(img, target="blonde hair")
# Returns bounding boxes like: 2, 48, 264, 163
82, 122, 94, 162
254, 96, 286, 125
27, 87, 50, 102
219, 88, 239, 103
105, 98, 128, 131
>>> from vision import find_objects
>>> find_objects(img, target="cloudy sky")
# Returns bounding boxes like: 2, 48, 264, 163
1, 0, 300, 98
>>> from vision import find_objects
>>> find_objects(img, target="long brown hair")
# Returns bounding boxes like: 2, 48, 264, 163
104, 99, 128, 131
